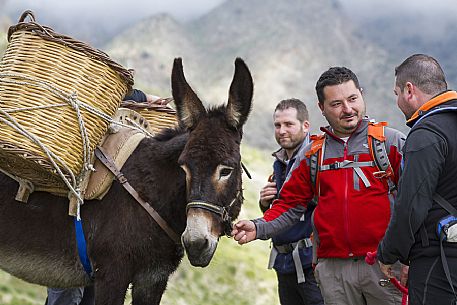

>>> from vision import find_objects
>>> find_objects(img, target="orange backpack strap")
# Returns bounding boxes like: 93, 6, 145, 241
305, 134, 325, 196
367, 121, 395, 181
305, 134, 325, 158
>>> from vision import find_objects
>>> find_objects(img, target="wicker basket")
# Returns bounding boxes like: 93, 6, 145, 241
0, 10, 134, 199
120, 98, 178, 134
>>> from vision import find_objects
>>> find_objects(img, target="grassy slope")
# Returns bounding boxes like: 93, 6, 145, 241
0, 144, 280, 305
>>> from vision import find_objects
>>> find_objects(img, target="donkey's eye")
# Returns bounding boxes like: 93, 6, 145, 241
219, 166, 233, 179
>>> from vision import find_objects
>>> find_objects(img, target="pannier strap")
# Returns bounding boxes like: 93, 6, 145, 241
94, 146, 181, 244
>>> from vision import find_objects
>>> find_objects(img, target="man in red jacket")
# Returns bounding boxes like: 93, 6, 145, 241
233, 67, 406, 305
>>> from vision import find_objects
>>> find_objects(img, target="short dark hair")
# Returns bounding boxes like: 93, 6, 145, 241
274, 98, 309, 122
315, 67, 361, 104
395, 54, 447, 95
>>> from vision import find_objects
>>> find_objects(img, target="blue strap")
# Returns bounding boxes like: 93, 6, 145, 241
408, 106, 457, 173
413, 106, 457, 127
74, 217, 93, 277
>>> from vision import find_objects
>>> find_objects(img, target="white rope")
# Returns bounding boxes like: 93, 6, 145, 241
0, 108, 80, 199
1, 72, 153, 136
124, 117, 154, 138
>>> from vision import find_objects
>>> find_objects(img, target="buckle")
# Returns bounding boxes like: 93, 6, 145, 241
116, 173, 127, 184
373, 171, 387, 178
329, 162, 340, 170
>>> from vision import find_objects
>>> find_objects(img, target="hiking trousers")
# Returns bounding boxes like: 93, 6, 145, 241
45, 286, 94, 305
409, 256, 457, 305
277, 266, 324, 305
314, 258, 403, 305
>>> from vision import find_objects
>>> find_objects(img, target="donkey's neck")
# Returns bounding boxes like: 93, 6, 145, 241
123, 129, 189, 234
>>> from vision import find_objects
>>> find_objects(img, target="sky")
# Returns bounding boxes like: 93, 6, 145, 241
4, 0, 457, 34
5, 0, 457, 20
4, 0, 226, 22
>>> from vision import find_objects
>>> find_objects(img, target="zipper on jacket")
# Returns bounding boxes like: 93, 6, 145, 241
343, 141, 353, 257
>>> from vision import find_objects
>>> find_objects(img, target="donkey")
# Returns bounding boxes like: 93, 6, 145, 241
0, 57, 253, 305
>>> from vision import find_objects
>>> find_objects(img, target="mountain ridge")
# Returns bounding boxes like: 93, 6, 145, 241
107, 0, 406, 148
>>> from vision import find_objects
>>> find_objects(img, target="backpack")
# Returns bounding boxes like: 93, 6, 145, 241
413, 105, 457, 302
434, 193, 457, 303
305, 121, 396, 199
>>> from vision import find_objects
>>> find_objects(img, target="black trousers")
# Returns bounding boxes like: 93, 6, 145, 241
409, 256, 457, 305
277, 267, 324, 305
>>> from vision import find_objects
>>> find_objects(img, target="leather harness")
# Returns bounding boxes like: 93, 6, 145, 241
94, 146, 181, 244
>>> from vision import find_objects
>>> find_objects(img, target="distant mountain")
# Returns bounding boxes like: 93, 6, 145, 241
348, 13, 457, 90
106, 0, 406, 149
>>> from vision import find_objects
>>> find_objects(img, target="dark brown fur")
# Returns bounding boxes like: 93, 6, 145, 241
0, 58, 253, 305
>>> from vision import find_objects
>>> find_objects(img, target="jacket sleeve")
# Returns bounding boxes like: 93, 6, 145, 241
254, 156, 314, 239
123, 89, 147, 102
378, 128, 446, 264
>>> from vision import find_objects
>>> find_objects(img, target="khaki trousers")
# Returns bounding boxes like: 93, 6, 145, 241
314, 258, 403, 305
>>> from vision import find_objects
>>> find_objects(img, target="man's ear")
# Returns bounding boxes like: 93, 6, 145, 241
302, 120, 310, 132
405, 82, 414, 95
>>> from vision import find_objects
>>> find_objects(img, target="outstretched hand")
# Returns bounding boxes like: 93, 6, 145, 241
231, 220, 257, 245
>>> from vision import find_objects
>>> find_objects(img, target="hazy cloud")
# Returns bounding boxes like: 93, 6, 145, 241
4, 0, 225, 22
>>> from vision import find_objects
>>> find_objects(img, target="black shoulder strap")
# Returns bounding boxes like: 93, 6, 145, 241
435, 192, 457, 302
434, 193, 457, 217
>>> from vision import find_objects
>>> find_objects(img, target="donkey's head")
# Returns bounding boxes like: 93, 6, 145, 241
172, 58, 253, 267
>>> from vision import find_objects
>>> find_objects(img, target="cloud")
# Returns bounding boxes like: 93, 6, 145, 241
4, 0, 225, 22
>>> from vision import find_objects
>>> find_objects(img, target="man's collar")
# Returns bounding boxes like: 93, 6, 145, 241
406, 90, 457, 126
272, 134, 309, 162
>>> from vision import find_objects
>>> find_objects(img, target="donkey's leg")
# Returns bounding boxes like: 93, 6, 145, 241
131, 270, 170, 305
93, 268, 130, 305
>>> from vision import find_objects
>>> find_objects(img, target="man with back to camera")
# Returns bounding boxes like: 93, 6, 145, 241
233, 66, 407, 305
259, 98, 323, 305
378, 54, 457, 305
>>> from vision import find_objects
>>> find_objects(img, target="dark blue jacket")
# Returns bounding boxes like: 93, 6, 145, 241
265, 139, 315, 274
124, 89, 147, 102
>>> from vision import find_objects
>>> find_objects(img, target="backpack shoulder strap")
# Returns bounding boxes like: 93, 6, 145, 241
367, 121, 395, 181
305, 134, 325, 197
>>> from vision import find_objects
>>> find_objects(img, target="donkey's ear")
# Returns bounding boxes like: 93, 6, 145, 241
226, 58, 253, 129
171, 58, 206, 129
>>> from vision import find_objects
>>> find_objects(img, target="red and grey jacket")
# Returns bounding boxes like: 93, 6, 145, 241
253, 117, 405, 259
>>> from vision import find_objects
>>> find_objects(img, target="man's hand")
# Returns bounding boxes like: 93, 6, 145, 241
378, 261, 394, 278
231, 220, 257, 245
259, 182, 277, 208
147, 95, 172, 106
400, 264, 409, 287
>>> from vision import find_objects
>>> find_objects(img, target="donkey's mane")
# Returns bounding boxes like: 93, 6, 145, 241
153, 126, 186, 142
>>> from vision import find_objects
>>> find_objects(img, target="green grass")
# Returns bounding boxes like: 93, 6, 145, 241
0, 272, 47, 305
0, 144, 280, 305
